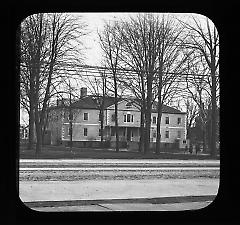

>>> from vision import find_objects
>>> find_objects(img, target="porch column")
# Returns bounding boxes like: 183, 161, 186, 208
110, 126, 111, 141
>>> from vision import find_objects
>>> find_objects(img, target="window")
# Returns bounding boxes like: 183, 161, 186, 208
165, 130, 169, 138
99, 129, 101, 136
99, 113, 101, 121
83, 112, 88, 121
153, 130, 157, 138
177, 130, 181, 138
68, 113, 73, 121
83, 128, 88, 136
112, 114, 115, 122
177, 117, 181, 125
68, 127, 72, 135
152, 116, 156, 124
126, 102, 133, 108
124, 113, 133, 123
165, 116, 169, 124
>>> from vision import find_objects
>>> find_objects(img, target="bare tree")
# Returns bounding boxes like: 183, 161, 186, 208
153, 15, 192, 154
115, 14, 163, 154
20, 13, 87, 154
180, 15, 219, 156
99, 22, 124, 152
114, 16, 148, 153
184, 53, 211, 152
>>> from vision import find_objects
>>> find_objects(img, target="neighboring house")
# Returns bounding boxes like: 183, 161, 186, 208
46, 88, 187, 150
20, 124, 28, 144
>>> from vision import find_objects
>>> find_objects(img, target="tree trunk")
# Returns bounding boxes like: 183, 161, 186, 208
156, 64, 163, 154
28, 62, 35, 150
113, 73, 119, 152
114, 101, 119, 152
139, 107, 145, 153
100, 109, 104, 148
211, 68, 217, 157
144, 72, 153, 154
202, 124, 207, 153
100, 77, 106, 148
35, 109, 42, 155
28, 105, 34, 150
156, 106, 162, 154
144, 102, 152, 154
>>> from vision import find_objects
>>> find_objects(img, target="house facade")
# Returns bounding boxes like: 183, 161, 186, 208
46, 90, 187, 150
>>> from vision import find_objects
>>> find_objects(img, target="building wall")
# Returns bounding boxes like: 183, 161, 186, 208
150, 112, 186, 148
106, 99, 141, 127
62, 108, 101, 142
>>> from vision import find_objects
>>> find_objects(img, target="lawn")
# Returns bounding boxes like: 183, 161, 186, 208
19, 145, 220, 160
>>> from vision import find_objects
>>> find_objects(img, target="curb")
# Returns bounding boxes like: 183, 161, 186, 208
24, 195, 216, 208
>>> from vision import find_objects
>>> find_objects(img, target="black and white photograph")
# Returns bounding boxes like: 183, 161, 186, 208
19, 12, 220, 212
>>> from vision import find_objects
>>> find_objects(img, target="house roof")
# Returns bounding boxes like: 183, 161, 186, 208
131, 98, 185, 114
70, 95, 119, 109
151, 102, 185, 114
51, 95, 185, 114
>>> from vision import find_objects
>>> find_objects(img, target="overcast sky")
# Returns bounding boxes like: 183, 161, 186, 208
78, 12, 212, 66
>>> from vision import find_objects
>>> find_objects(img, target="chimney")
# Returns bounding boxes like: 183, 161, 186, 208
80, 87, 87, 98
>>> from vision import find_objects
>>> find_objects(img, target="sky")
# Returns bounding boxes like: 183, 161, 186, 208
79, 12, 142, 66
77, 13, 214, 66
78, 12, 213, 66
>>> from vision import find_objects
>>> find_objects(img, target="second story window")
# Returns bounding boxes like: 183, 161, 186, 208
83, 112, 88, 121
68, 113, 73, 121
152, 116, 156, 124
124, 113, 134, 123
165, 116, 169, 124
68, 127, 72, 136
112, 114, 116, 122
177, 117, 181, 125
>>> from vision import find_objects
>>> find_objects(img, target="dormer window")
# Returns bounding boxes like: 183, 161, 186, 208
125, 102, 133, 109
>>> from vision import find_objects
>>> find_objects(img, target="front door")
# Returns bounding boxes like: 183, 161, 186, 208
126, 128, 131, 141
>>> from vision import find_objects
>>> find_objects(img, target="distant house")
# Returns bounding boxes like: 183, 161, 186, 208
20, 124, 28, 144
46, 88, 187, 150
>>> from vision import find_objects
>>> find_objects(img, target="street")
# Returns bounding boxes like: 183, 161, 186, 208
19, 159, 220, 211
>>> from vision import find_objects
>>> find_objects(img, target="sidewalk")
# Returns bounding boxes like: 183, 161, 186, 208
20, 178, 219, 204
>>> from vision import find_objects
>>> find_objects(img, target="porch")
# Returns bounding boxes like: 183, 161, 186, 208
105, 126, 140, 150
